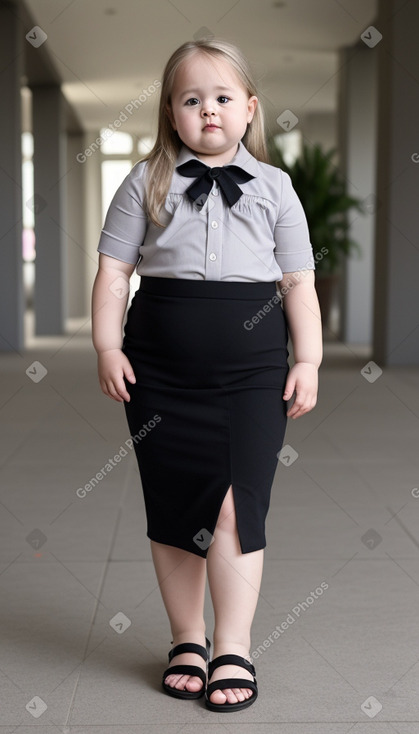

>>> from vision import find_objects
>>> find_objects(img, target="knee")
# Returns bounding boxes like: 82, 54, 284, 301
215, 485, 237, 534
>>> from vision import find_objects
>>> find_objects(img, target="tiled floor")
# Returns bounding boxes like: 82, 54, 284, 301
1, 315, 419, 732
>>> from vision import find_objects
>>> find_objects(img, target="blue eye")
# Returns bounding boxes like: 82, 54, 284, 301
185, 98, 199, 106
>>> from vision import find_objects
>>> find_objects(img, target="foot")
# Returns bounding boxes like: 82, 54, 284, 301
208, 643, 255, 705
164, 634, 208, 694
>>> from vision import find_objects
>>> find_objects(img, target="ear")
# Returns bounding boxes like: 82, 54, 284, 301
165, 102, 176, 130
247, 96, 258, 123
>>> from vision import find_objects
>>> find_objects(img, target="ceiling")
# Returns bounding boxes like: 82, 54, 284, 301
22, 0, 377, 137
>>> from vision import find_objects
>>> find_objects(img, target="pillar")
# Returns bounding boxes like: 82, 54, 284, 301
338, 44, 377, 346
373, 0, 419, 365
0, 2, 24, 351
31, 85, 66, 334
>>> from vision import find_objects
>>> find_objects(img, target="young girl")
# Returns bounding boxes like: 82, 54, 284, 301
91, 38, 322, 712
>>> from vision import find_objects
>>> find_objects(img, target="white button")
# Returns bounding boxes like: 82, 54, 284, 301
209, 253, 217, 261
211, 221, 218, 229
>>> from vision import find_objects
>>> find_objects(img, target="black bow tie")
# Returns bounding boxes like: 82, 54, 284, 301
176, 159, 255, 208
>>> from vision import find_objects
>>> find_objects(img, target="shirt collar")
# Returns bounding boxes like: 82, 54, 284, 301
175, 139, 259, 178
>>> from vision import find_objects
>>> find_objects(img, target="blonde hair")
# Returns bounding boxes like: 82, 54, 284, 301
141, 38, 270, 227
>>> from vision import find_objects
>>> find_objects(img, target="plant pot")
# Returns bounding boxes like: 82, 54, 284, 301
315, 271, 341, 329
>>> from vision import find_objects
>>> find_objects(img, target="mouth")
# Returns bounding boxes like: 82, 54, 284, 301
204, 124, 220, 129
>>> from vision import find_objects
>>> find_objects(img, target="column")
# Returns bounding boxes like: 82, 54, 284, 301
373, 0, 419, 365
0, 2, 24, 351
338, 43, 377, 346
66, 133, 86, 318
31, 84, 66, 334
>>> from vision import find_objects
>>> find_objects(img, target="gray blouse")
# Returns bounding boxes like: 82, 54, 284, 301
97, 140, 316, 282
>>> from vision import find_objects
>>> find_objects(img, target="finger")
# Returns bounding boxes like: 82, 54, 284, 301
288, 398, 313, 419
123, 365, 136, 384
113, 386, 128, 402
287, 396, 308, 418
288, 389, 307, 410
105, 380, 125, 402
99, 379, 114, 400
115, 376, 134, 403
283, 380, 295, 400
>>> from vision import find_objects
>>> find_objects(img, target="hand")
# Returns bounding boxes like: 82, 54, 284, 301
283, 362, 318, 419
97, 349, 136, 403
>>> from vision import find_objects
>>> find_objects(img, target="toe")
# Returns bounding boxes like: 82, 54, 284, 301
231, 688, 246, 702
164, 673, 179, 685
185, 675, 204, 691
209, 686, 254, 704
225, 688, 243, 703
164, 673, 182, 687
223, 687, 254, 704
209, 688, 227, 704
165, 673, 203, 692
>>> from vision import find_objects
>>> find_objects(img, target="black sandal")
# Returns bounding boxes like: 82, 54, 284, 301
162, 636, 211, 699
205, 654, 258, 711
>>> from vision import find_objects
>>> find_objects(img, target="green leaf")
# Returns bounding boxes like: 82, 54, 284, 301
268, 139, 365, 273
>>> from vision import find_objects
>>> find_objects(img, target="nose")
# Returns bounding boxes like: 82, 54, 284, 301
201, 99, 216, 117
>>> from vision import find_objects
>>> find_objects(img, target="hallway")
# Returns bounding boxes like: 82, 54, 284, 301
1, 320, 419, 730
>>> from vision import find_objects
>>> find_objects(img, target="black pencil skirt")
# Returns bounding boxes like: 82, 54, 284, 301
121, 276, 290, 559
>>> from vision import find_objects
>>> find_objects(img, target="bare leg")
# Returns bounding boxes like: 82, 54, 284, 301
150, 540, 208, 693
206, 485, 263, 705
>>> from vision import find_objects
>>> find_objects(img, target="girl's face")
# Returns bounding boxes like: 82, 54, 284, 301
166, 53, 257, 163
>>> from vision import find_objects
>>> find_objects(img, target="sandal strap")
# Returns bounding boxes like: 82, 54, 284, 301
206, 677, 258, 697
168, 640, 209, 663
162, 664, 206, 684
208, 653, 256, 679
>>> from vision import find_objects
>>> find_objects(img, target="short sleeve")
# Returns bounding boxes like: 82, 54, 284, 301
97, 161, 148, 265
273, 170, 315, 273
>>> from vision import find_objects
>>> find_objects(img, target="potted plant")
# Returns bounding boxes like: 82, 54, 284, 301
267, 139, 364, 329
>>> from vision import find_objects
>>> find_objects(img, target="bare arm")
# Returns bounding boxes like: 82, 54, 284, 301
91, 253, 137, 402
279, 269, 323, 418
92, 253, 136, 352
280, 269, 322, 367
